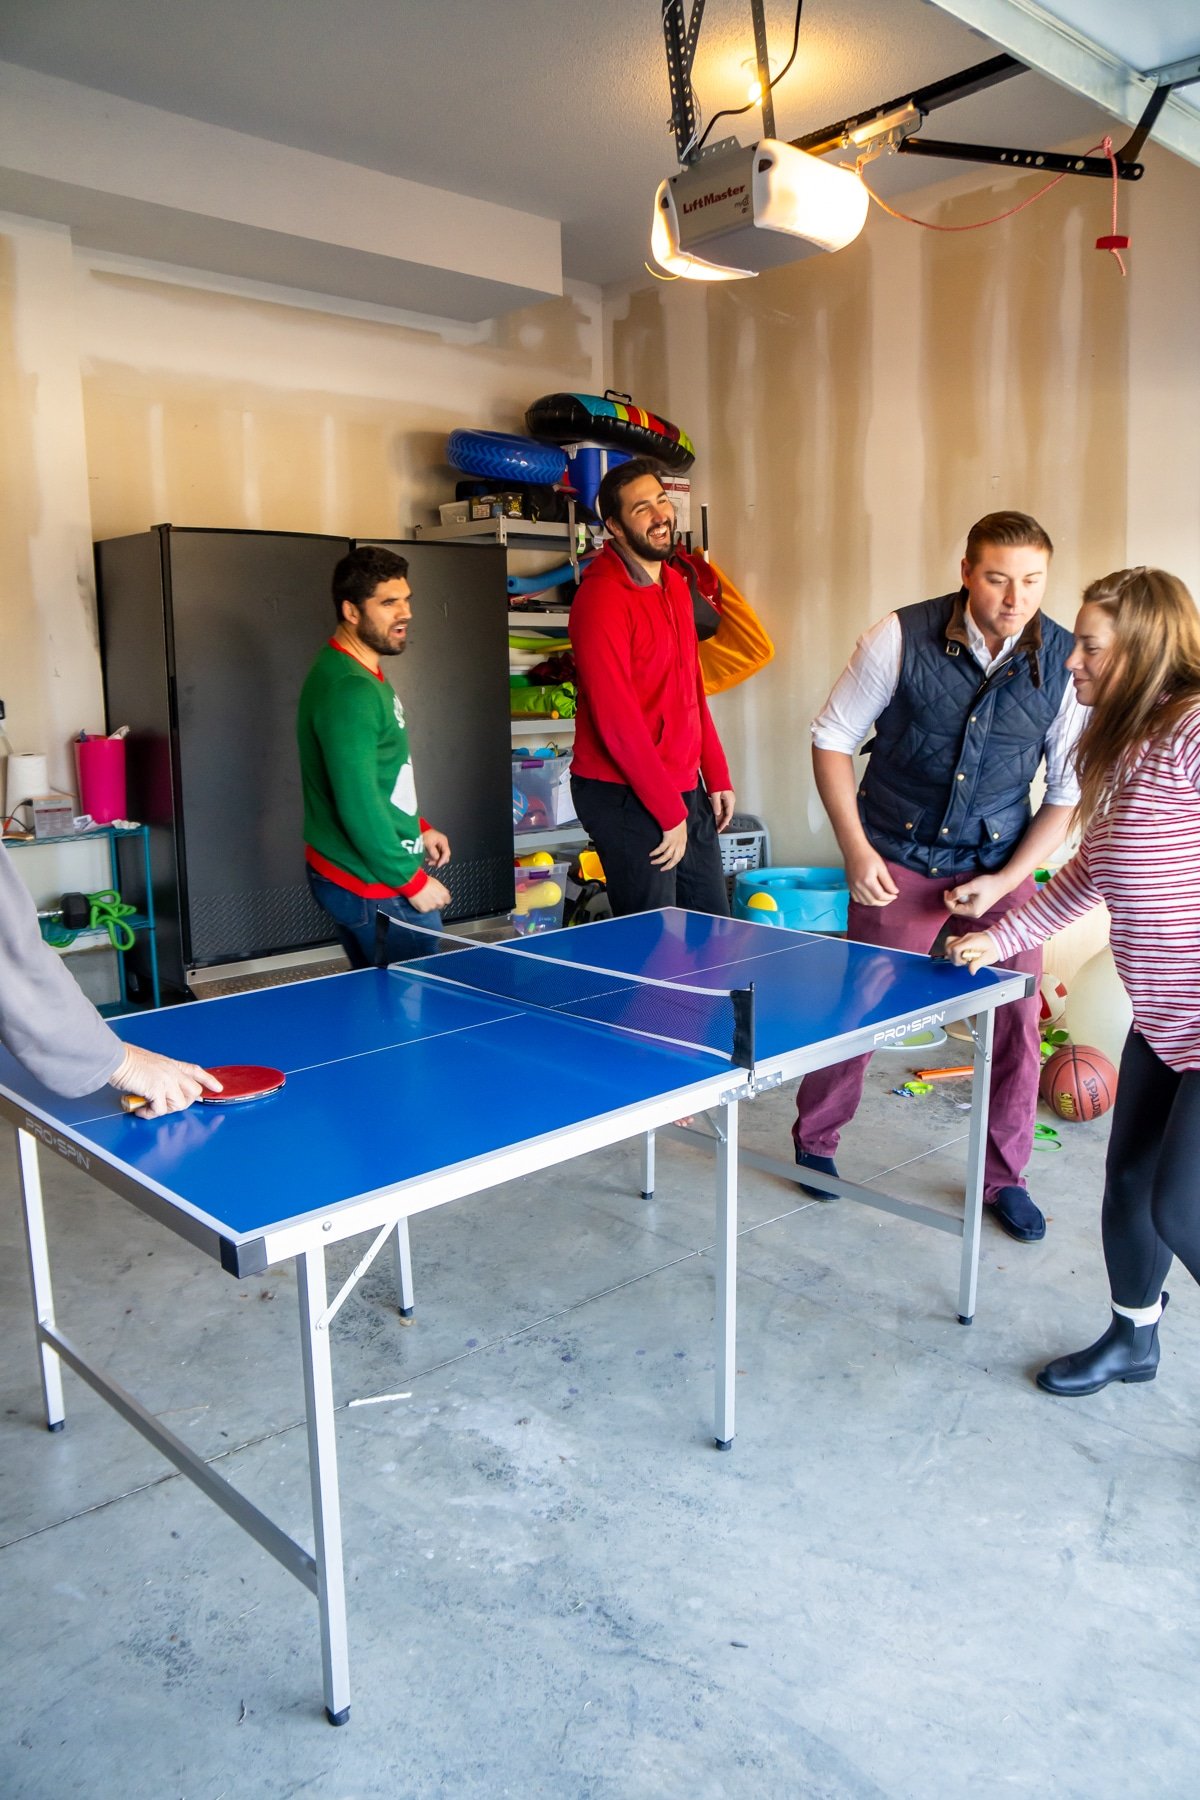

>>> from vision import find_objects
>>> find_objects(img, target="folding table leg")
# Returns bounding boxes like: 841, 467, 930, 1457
713, 1100, 738, 1450
296, 1247, 351, 1725
15, 1129, 65, 1431
392, 1218, 414, 1318
958, 1006, 996, 1326
640, 1129, 656, 1199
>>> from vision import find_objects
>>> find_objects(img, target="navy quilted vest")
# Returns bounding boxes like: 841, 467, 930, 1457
859, 592, 1073, 878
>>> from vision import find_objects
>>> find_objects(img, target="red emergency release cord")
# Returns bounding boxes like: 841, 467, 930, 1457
859, 135, 1129, 274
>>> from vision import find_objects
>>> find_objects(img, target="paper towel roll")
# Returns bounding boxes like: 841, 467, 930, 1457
5, 753, 48, 819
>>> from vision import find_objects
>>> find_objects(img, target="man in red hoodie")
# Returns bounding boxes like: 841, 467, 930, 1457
569, 459, 735, 917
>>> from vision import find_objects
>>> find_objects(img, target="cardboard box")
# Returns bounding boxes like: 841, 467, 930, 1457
662, 474, 691, 536
32, 794, 75, 840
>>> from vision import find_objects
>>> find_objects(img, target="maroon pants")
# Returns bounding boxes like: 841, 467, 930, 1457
793, 860, 1043, 1200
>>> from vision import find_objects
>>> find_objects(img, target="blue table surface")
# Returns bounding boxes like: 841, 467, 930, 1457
2, 910, 1010, 1244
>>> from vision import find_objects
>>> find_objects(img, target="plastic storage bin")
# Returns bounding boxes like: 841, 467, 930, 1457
718, 812, 770, 900
509, 861, 569, 934
733, 866, 849, 933
513, 752, 577, 831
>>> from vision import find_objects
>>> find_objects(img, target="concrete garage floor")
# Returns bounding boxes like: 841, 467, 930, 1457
2, 1042, 1199, 1799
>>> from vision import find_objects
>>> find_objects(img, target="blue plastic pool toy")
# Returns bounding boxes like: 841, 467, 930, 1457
733, 866, 849, 933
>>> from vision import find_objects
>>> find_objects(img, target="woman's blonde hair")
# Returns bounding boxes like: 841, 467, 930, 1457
1074, 566, 1200, 830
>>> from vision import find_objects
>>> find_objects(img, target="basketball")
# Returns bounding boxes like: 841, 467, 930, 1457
1039, 1045, 1118, 1122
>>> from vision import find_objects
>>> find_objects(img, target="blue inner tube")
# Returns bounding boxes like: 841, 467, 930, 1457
447, 429, 566, 486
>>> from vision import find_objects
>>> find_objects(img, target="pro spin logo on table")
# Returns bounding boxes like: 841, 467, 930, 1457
872, 1012, 946, 1046
24, 1116, 91, 1172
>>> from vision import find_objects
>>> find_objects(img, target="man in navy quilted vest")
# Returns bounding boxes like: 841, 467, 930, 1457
793, 512, 1086, 1243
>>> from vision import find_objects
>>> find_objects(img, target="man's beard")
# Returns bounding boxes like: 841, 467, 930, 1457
621, 522, 674, 563
358, 622, 408, 656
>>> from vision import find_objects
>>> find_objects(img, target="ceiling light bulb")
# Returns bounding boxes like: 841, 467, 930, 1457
741, 55, 777, 105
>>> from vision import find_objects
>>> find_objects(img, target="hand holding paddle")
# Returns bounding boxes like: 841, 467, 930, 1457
111, 1045, 226, 1118
945, 930, 1002, 974
117, 1060, 286, 1116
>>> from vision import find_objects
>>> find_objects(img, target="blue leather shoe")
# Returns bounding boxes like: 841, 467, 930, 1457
794, 1150, 839, 1202
988, 1185, 1046, 1242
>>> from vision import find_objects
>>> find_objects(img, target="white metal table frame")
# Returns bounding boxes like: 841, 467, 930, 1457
6, 966, 1026, 1725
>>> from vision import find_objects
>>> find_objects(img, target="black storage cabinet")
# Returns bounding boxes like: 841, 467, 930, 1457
96, 526, 513, 999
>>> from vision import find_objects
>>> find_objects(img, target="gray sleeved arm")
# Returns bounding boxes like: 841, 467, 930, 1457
0, 841, 126, 1097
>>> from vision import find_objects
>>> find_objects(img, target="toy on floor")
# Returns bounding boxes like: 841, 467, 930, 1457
1039, 972, 1069, 1028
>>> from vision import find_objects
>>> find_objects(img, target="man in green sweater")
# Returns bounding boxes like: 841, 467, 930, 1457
298, 546, 451, 966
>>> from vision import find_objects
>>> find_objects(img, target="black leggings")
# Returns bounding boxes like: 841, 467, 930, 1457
1102, 1028, 1200, 1308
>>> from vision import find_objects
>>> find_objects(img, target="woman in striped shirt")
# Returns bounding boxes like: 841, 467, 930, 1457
948, 566, 1200, 1396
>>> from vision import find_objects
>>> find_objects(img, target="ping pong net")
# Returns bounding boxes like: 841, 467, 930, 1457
383, 922, 755, 1068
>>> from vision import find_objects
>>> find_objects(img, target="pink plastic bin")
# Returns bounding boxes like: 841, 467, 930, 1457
75, 737, 127, 824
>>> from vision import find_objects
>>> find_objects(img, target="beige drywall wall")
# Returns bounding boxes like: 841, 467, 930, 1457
76, 261, 603, 543
0, 217, 600, 807
1127, 144, 1200, 581
609, 147, 1199, 869
0, 216, 105, 793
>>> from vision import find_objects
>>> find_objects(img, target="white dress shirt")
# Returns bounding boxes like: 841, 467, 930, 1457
811, 608, 1085, 807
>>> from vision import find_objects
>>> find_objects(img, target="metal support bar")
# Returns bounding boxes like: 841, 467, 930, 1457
957, 1007, 995, 1326
739, 1147, 966, 1237
681, 0, 705, 79
38, 1321, 318, 1592
662, 0, 705, 164
297, 1249, 352, 1726
666, 1114, 725, 1145
795, 52, 1025, 157
899, 137, 1143, 179
749, 0, 776, 143
1117, 80, 1175, 163
1141, 55, 1200, 90
16, 1127, 65, 1429
566, 494, 579, 578
713, 1100, 738, 1450
392, 1217, 415, 1317
315, 1219, 396, 1333
640, 1129, 656, 1199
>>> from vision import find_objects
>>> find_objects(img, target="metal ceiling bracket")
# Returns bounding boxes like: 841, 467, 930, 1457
1117, 64, 1198, 164
795, 52, 1026, 159
749, 0, 777, 143
896, 47, 1200, 182
662, 0, 707, 164
899, 137, 1144, 180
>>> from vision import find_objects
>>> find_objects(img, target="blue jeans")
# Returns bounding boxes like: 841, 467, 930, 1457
307, 869, 442, 968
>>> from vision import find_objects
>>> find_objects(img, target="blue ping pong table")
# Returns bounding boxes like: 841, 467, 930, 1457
2, 907, 1028, 1724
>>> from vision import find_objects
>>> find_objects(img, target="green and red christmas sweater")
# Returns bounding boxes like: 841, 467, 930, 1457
297, 641, 430, 898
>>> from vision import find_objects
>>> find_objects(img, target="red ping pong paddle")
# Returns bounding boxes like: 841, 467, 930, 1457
120, 1063, 285, 1113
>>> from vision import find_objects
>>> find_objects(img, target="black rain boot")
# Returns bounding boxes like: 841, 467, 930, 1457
1036, 1293, 1169, 1397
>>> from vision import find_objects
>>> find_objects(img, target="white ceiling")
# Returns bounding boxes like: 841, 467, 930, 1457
0, 0, 1194, 313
